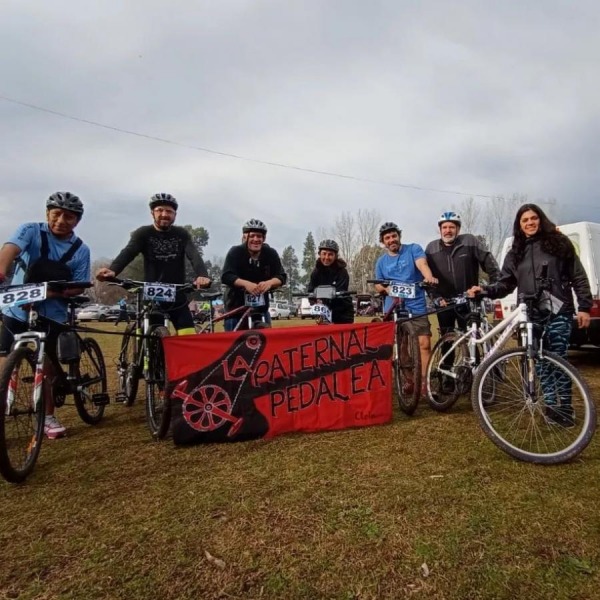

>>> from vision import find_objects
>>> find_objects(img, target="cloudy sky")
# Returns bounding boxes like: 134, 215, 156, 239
1, 0, 599, 264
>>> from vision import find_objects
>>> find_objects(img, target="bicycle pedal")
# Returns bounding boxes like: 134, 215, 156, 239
92, 393, 111, 406
114, 393, 127, 403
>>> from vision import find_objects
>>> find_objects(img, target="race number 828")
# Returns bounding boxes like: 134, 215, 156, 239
0, 283, 47, 309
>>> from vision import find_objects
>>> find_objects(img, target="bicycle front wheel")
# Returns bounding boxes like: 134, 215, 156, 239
118, 324, 140, 406
471, 348, 596, 464
145, 326, 171, 439
0, 348, 45, 483
394, 322, 421, 415
426, 331, 467, 412
74, 338, 107, 425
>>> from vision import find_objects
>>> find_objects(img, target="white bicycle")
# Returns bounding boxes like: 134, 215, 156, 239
428, 289, 595, 464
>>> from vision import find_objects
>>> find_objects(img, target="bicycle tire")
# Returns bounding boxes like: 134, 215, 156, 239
471, 347, 596, 464
0, 347, 45, 483
118, 324, 139, 406
145, 325, 171, 439
74, 337, 107, 425
426, 331, 466, 412
395, 322, 421, 415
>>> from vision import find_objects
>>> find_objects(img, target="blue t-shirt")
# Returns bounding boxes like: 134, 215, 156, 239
375, 243, 427, 315
2, 222, 91, 323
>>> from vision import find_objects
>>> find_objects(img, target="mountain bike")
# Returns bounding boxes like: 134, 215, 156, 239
366, 279, 424, 416
425, 295, 496, 411
108, 278, 195, 439
0, 281, 108, 483
465, 287, 595, 464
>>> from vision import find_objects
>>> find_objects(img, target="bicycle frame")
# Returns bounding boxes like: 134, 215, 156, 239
196, 299, 267, 333
435, 301, 535, 381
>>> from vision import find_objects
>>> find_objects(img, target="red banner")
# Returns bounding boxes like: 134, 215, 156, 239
163, 322, 395, 445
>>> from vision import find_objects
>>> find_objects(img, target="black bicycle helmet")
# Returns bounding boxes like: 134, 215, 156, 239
318, 239, 339, 253
149, 193, 178, 211
437, 211, 462, 227
379, 221, 401, 241
46, 192, 84, 217
242, 218, 268, 235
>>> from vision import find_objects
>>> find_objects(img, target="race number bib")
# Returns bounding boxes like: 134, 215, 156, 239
311, 303, 332, 322
143, 283, 176, 302
0, 283, 47, 309
388, 281, 416, 299
244, 293, 265, 308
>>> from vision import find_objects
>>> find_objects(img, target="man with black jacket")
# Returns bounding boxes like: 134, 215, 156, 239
426, 211, 499, 335
96, 193, 211, 335
221, 219, 287, 331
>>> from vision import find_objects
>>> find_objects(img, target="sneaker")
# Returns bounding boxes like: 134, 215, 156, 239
545, 406, 575, 428
44, 415, 67, 439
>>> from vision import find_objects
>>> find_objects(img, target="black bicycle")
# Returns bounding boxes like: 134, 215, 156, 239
0, 281, 108, 483
367, 279, 424, 416
108, 278, 196, 439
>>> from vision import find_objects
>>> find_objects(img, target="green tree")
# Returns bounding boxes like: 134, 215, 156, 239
351, 244, 383, 293
300, 232, 317, 287
281, 245, 300, 302
182, 224, 210, 282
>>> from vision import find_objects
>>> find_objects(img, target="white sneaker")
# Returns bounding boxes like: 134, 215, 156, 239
44, 415, 67, 439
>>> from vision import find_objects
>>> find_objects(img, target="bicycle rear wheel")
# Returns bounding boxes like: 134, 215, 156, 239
0, 348, 45, 483
426, 331, 466, 411
118, 324, 140, 406
471, 348, 596, 464
145, 326, 171, 439
74, 337, 107, 425
394, 322, 421, 415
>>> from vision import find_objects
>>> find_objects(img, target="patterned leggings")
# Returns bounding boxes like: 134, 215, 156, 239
536, 314, 573, 406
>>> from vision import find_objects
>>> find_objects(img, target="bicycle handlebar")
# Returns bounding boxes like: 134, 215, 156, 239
104, 277, 201, 294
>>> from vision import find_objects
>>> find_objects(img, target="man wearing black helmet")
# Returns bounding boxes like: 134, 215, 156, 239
221, 219, 287, 331
0, 192, 91, 439
307, 239, 354, 324
96, 193, 211, 334
374, 221, 438, 397
425, 211, 499, 335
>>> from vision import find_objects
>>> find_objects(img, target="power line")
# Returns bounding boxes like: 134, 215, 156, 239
1, 93, 497, 199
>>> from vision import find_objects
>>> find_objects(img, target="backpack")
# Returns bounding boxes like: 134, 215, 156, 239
22, 224, 83, 284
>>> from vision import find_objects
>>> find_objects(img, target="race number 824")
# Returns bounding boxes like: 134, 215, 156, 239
143, 283, 176, 302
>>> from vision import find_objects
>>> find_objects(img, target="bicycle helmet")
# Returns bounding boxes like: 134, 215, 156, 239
379, 221, 401, 241
149, 193, 178, 211
318, 239, 339, 253
242, 218, 268, 235
46, 192, 84, 217
438, 211, 461, 227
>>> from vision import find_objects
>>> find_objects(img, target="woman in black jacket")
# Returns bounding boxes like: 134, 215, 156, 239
307, 239, 354, 324
469, 203, 592, 425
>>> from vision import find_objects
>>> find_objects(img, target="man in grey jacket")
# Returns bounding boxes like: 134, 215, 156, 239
426, 211, 499, 335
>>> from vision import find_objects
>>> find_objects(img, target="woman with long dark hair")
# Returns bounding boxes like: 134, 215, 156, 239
307, 239, 354, 324
469, 203, 592, 425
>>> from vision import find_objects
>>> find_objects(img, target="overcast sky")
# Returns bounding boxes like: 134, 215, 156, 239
1, 0, 599, 265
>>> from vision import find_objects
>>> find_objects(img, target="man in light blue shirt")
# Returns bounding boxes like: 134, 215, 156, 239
0, 192, 91, 438
374, 222, 438, 398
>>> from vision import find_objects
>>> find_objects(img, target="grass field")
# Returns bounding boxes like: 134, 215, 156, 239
1, 318, 599, 600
